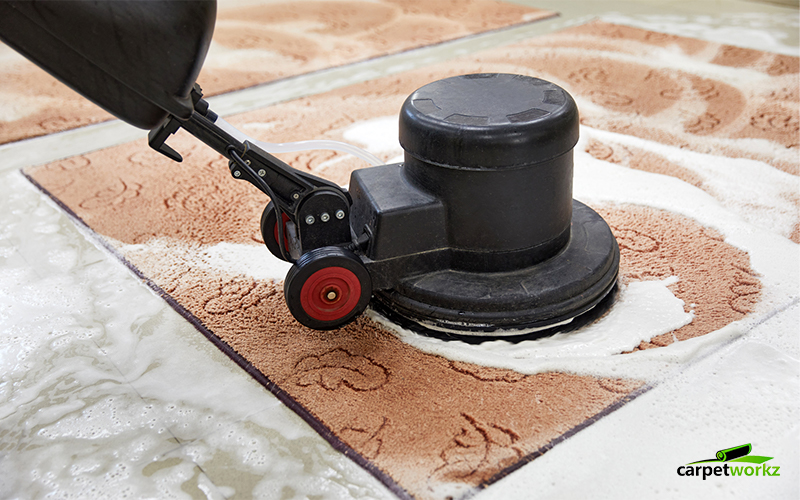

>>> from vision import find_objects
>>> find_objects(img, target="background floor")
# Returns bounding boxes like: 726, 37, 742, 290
1, 1, 798, 499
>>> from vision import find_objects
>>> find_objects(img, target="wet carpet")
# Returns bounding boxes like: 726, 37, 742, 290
25, 21, 797, 500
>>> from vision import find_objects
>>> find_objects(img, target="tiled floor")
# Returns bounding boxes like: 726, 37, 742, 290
1, 1, 797, 499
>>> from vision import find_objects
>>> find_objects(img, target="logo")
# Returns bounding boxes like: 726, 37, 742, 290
677, 444, 780, 480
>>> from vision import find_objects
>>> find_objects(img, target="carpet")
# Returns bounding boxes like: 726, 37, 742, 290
0, 0, 553, 145
25, 20, 798, 500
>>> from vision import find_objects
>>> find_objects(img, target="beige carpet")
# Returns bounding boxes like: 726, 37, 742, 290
25, 21, 796, 500
0, 0, 553, 145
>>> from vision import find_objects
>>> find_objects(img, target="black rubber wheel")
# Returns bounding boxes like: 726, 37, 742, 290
284, 247, 372, 330
260, 201, 291, 261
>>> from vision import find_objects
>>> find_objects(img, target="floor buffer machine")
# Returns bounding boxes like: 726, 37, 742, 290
0, 0, 619, 336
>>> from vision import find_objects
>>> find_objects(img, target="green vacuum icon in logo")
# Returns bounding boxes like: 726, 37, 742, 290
677, 444, 780, 479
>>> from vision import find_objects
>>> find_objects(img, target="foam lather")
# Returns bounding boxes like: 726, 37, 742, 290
716, 444, 751, 461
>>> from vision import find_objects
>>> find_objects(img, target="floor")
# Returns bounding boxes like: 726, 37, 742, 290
0, 1, 798, 499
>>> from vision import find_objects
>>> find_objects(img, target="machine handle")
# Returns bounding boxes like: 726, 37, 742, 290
148, 85, 354, 257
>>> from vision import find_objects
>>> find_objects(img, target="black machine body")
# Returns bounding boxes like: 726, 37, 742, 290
346, 74, 619, 335
0, 1, 619, 336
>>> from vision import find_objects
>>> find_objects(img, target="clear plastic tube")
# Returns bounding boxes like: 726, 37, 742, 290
215, 116, 384, 166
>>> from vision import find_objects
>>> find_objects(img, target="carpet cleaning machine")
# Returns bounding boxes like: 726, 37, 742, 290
0, 1, 619, 336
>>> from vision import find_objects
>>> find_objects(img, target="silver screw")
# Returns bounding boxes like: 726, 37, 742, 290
305, 215, 315, 225
258, 169, 266, 177
245, 160, 251, 165
233, 170, 241, 178
292, 193, 300, 200
320, 212, 330, 222
335, 210, 345, 220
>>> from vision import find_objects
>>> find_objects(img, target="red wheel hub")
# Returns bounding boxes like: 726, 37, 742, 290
300, 267, 362, 322
273, 212, 291, 251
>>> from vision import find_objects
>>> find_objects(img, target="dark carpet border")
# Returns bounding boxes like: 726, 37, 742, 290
467, 383, 654, 499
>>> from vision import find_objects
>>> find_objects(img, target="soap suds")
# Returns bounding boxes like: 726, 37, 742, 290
120, 238, 292, 283
342, 116, 401, 156
372, 277, 693, 377
584, 127, 799, 242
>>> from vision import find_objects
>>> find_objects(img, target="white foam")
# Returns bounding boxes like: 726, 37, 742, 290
197, 241, 293, 281
583, 127, 800, 239
342, 115, 402, 155
601, 12, 800, 56
201, 40, 300, 70
119, 238, 292, 283
0, 92, 52, 122
534, 44, 773, 87
372, 277, 694, 379
573, 128, 798, 307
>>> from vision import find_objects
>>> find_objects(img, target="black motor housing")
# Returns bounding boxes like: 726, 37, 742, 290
350, 73, 619, 335
0, 0, 216, 129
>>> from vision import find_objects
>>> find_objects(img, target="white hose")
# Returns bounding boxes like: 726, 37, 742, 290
215, 116, 384, 166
